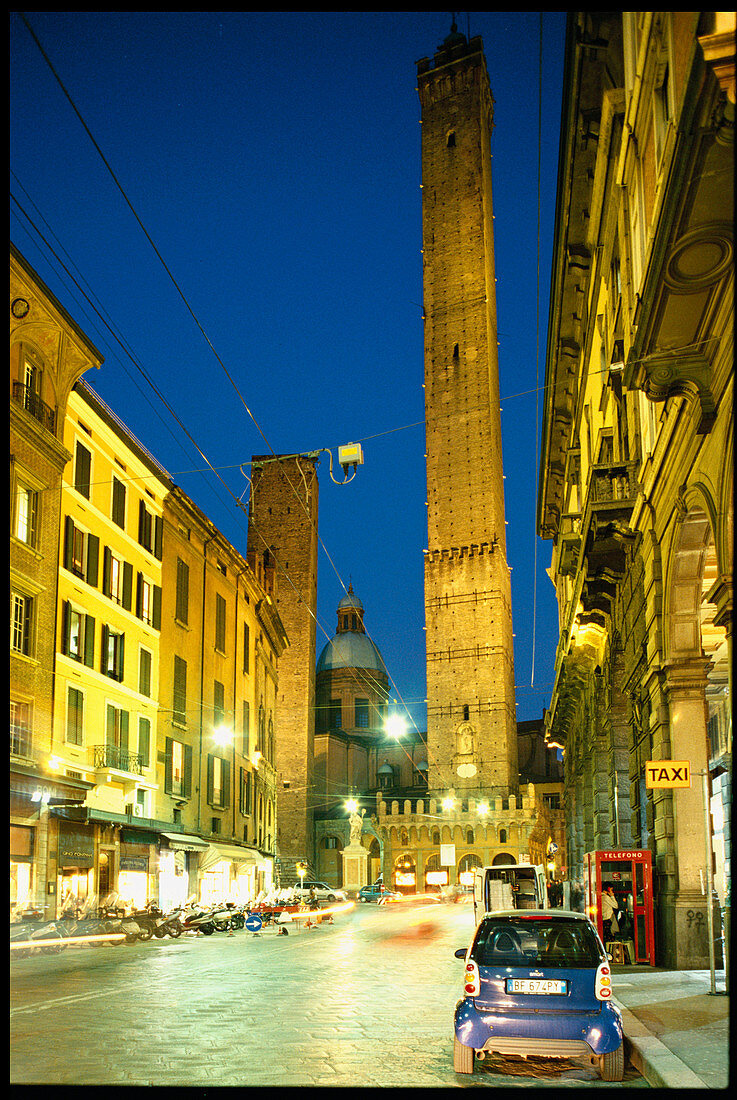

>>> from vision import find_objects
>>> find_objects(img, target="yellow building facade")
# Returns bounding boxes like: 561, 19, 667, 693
54, 379, 170, 910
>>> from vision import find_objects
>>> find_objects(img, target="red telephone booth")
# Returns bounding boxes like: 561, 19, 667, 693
584, 849, 655, 965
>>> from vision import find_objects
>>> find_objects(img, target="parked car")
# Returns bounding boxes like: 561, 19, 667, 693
453, 909, 624, 1080
292, 881, 347, 903
358, 883, 398, 903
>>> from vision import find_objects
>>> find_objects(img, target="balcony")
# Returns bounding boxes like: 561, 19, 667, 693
93, 745, 143, 777
12, 382, 56, 434
579, 460, 638, 623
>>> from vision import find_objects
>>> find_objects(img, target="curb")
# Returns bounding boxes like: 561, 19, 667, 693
614, 999, 709, 1089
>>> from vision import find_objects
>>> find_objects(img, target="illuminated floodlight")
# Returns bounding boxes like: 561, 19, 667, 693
442, 795, 455, 812
385, 714, 407, 739
345, 798, 359, 813
476, 801, 490, 817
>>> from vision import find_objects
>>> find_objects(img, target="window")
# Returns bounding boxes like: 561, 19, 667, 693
111, 476, 126, 529
64, 518, 99, 587
242, 700, 250, 755
106, 703, 129, 750
207, 754, 230, 809
165, 737, 192, 798
102, 625, 125, 681
136, 572, 161, 628
74, 441, 92, 499
173, 656, 187, 725
66, 686, 84, 746
11, 591, 33, 656
61, 602, 95, 666
175, 558, 189, 624
102, 547, 127, 606
242, 622, 250, 674
240, 767, 252, 815
138, 500, 163, 559
355, 698, 370, 728
14, 483, 38, 546
138, 716, 151, 768
213, 680, 225, 727
215, 594, 226, 653
139, 647, 152, 697
328, 699, 342, 731
10, 699, 32, 756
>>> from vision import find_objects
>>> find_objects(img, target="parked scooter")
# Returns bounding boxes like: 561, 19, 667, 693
10, 903, 65, 957
98, 893, 143, 944
178, 898, 232, 935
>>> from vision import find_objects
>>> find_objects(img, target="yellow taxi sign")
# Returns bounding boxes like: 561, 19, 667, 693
645, 760, 691, 788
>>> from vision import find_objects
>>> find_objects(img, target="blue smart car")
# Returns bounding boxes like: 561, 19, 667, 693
453, 910, 624, 1080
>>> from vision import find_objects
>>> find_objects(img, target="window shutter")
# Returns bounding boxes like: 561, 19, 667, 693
152, 585, 161, 631
63, 516, 74, 572
164, 736, 173, 794
117, 633, 125, 682
154, 515, 163, 560
61, 600, 70, 656
120, 708, 129, 751
106, 704, 115, 746
102, 546, 112, 598
183, 743, 193, 797
176, 558, 189, 624
101, 624, 109, 674
136, 572, 143, 619
86, 533, 99, 587
84, 615, 95, 668
122, 561, 133, 612
206, 756, 214, 805
222, 758, 231, 809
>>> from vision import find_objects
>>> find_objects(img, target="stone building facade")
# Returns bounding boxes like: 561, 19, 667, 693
537, 12, 733, 967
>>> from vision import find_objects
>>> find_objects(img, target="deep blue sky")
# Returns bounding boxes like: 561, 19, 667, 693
10, 11, 567, 733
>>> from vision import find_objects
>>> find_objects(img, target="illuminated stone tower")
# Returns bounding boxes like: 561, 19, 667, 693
417, 25, 518, 798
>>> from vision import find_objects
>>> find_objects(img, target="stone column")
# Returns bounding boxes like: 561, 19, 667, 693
661, 657, 719, 968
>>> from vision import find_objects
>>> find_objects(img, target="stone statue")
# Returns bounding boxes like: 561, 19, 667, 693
349, 807, 365, 845
456, 721, 476, 757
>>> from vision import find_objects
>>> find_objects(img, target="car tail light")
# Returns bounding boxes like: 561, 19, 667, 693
464, 960, 480, 997
595, 961, 612, 1000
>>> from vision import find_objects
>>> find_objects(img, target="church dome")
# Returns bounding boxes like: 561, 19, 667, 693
316, 631, 387, 675
316, 584, 387, 676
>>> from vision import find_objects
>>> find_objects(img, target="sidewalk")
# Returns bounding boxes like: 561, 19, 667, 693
612, 965, 730, 1088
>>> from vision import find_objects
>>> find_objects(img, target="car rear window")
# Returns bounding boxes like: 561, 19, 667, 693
471, 917, 601, 969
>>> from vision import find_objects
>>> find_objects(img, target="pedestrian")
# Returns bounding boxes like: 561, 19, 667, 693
601, 886, 619, 940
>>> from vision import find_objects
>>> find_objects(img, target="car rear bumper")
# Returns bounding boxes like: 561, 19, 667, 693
454, 998, 623, 1057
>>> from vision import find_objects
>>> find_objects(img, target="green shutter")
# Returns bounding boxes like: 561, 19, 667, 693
122, 561, 133, 612
183, 743, 193, 797
84, 615, 95, 668
152, 585, 161, 631
86, 533, 99, 587
164, 737, 173, 794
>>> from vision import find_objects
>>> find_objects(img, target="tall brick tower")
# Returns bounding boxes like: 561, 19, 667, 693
247, 454, 319, 877
417, 25, 518, 799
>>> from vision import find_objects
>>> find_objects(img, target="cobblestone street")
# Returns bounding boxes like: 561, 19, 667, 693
10, 903, 647, 1088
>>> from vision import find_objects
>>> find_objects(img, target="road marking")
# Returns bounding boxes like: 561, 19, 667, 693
11, 985, 125, 1016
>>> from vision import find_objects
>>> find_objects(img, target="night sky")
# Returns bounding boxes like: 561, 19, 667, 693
10, 11, 567, 734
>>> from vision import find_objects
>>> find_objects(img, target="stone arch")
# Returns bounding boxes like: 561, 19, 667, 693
665, 491, 722, 663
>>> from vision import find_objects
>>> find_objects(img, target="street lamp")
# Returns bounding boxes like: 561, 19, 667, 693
385, 714, 407, 739
212, 725, 233, 748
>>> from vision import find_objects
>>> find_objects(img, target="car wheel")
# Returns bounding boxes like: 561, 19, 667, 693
599, 1044, 624, 1082
327, 894, 336, 902
453, 1036, 474, 1074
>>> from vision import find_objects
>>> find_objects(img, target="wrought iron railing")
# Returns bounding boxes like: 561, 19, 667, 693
93, 745, 143, 775
12, 382, 56, 433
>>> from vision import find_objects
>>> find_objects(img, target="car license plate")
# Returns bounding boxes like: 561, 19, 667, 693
507, 978, 568, 995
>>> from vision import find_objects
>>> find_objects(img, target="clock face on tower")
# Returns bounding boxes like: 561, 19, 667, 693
11, 297, 30, 319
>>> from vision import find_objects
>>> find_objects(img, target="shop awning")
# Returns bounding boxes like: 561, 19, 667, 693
200, 843, 264, 871
161, 832, 209, 852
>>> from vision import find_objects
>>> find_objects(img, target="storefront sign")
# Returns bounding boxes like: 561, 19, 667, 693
440, 844, 456, 867
57, 826, 94, 868
645, 760, 691, 788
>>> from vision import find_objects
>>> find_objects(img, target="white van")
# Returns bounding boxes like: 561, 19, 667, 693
473, 864, 548, 922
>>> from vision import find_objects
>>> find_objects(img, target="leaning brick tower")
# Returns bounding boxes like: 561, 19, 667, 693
247, 454, 319, 878
417, 25, 518, 799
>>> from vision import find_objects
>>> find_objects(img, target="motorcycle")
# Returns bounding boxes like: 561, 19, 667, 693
98, 893, 143, 945
10, 902, 66, 956
178, 898, 232, 935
